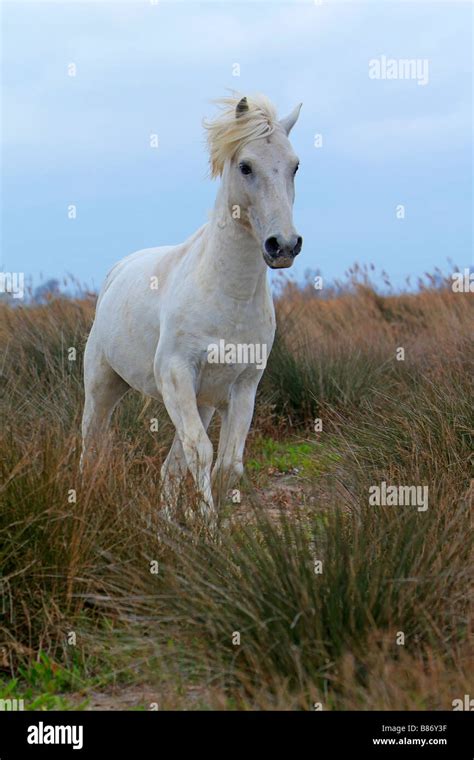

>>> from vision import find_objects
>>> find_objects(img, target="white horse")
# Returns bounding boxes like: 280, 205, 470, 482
81, 94, 302, 528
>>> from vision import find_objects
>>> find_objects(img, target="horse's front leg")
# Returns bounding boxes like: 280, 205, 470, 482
157, 359, 216, 528
160, 406, 214, 517
212, 377, 259, 504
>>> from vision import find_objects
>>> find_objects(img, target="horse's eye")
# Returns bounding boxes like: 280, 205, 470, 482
239, 162, 252, 175
294, 163, 300, 175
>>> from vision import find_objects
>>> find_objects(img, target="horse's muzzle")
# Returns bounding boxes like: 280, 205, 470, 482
263, 234, 303, 268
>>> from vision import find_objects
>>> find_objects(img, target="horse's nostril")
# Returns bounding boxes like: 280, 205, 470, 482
265, 234, 302, 259
264, 236, 280, 256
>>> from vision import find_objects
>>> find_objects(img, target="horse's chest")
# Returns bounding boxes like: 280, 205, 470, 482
197, 360, 256, 407
196, 322, 273, 407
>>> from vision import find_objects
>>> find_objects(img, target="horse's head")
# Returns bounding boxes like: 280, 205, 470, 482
205, 95, 303, 269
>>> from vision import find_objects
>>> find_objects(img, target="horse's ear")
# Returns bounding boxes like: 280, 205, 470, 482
279, 102, 302, 135
236, 96, 249, 118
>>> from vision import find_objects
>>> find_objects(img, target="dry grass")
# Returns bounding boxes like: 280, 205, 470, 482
0, 272, 472, 710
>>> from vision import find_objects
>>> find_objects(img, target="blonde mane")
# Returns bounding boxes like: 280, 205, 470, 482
203, 94, 279, 178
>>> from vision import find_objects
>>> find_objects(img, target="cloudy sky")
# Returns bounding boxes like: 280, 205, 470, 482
2, 0, 472, 292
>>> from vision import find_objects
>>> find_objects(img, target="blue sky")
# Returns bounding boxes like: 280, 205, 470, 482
1, 0, 472, 292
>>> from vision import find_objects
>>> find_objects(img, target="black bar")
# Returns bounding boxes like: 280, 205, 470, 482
0, 711, 472, 758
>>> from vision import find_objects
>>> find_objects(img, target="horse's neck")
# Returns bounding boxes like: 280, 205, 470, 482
199, 183, 268, 302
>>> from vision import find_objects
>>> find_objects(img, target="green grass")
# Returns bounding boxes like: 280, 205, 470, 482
0, 653, 89, 710
247, 436, 340, 476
